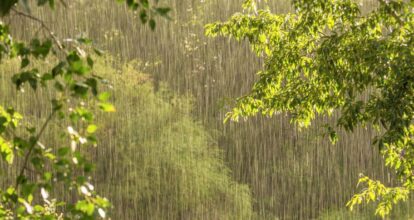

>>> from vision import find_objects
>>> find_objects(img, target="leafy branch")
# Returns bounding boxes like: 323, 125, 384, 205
14, 109, 56, 191
0, 0, 171, 219
206, 0, 414, 216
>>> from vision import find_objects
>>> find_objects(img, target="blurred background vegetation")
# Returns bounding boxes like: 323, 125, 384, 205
1, 0, 414, 219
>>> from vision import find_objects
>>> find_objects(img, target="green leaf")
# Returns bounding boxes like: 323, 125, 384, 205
43, 172, 52, 181
12, 69, 40, 90
21, 183, 36, 198
75, 200, 95, 216
67, 52, 91, 75
58, 147, 70, 156
72, 83, 89, 97
83, 162, 94, 173
31, 156, 44, 170
93, 48, 104, 56
21, 57, 30, 69
139, 9, 148, 23
0, 137, 13, 164
86, 124, 97, 134
98, 102, 116, 112
149, 19, 156, 30
155, 7, 171, 17
86, 56, 94, 68
85, 78, 98, 96
41, 73, 53, 83
30, 39, 52, 58
98, 92, 111, 102
52, 62, 66, 77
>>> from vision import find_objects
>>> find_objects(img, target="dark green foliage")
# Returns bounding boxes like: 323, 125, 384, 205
0, 0, 170, 218
0, 19, 114, 217
0, 0, 17, 16
117, 0, 171, 28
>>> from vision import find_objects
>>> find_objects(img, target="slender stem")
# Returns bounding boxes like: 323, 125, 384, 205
14, 109, 56, 190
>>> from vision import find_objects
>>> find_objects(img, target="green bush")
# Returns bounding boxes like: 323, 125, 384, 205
94, 57, 253, 219
0, 56, 253, 219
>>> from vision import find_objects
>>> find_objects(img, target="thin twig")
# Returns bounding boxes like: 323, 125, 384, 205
11, 8, 63, 50
14, 109, 56, 190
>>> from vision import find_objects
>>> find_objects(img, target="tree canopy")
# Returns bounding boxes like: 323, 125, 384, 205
206, 0, 414, 217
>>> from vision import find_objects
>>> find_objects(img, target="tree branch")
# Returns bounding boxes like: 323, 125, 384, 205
11, 8, 64, 50
14, 109, 56, 190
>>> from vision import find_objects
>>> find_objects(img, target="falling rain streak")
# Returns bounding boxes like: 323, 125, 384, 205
1, 0, 413, 219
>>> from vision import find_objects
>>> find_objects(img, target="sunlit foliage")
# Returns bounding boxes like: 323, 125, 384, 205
93, 58, 253, 219
206, 0, 414, 216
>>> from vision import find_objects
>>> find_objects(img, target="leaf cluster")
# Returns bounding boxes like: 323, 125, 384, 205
206, 0, 414, 216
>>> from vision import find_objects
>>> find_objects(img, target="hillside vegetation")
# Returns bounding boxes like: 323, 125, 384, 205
0, 56, 253, 219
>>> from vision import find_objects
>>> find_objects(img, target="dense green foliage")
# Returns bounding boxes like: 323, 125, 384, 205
206, 0, 414, 217
0, 0, 169, 219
